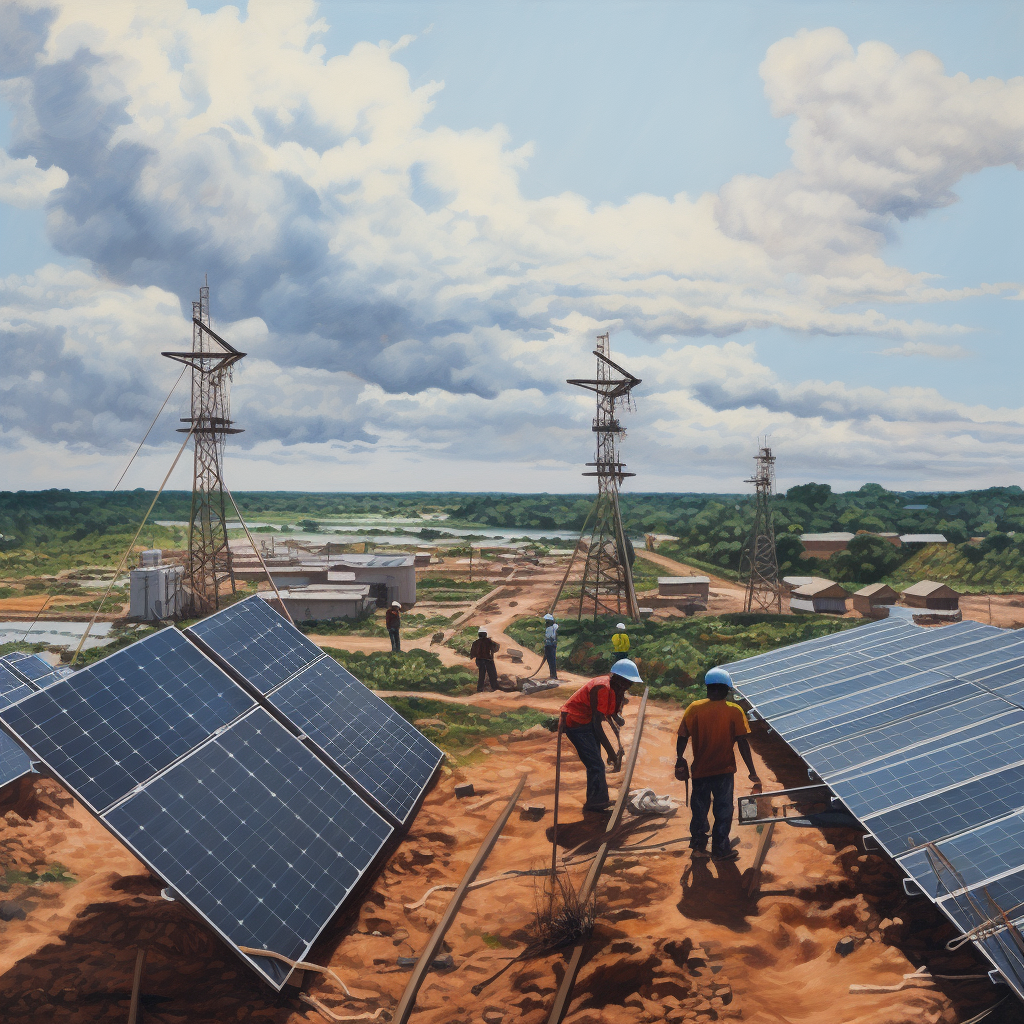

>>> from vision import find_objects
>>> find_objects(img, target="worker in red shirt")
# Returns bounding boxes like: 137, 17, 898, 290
674, 666, 761, 861
469, 628, 500, 692
385, 601, 402, 653
560, 659, 643, 812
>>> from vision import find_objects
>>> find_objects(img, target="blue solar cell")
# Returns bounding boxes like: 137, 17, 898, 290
938, 867, 1024, 935
0, 628, 254, 812
0, 732, 31, 789
0, 663, 34, 703
103, 708, 393, 989
805, 694, 1015, 778
267, 656, 443, 823
185, 596, 323, 695
0, 652, 53, 687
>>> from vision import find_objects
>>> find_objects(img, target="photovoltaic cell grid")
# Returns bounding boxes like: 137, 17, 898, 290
104, 708, 393, 989
185, 595, 324, 695
268, 656, 444, 823
729, 618, 1024, 998
0, 654, 60, 788
0, 652, 55, 686
0, 628, 255, 813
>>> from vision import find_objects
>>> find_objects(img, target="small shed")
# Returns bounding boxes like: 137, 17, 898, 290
258, 585, 373, 622
790, 578, 851, 615
852, 583, 899, 617
329, 554, 417, 607
799, 533, 854, 559
901, 580, 961, 611
658, 576, 710, 602
782, 576, 817, 591
129, 564, 186, 621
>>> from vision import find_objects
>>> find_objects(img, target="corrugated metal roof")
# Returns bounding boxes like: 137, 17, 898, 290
899, 534, 947, 544
800, 533, 855, 543
854, 583, 898, 597
658, 576, 710, 585
792, 578, 850, 597
901, 580, 960, 597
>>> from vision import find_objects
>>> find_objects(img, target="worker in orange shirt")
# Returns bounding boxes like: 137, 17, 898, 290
560, 659, 643, 812
674, 666, 761, 861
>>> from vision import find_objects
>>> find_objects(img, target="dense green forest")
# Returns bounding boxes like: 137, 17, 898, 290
3, 485, 1024, 589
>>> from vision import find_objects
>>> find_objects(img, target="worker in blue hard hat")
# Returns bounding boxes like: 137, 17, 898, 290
674, 666, 761, 861
543, 613, 559, 680
560, 658, 642, 812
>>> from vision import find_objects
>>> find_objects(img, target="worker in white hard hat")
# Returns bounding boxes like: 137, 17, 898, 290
469, 627, 500, 692
611, 622, 630, 663
385, 601, 402, 653
543, 613, 559, 680
559, 658, 643, 812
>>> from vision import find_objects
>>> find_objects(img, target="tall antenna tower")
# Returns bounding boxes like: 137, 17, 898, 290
162, 280, 246, 615
552, 333, 642, 621
741, 441, 782, 614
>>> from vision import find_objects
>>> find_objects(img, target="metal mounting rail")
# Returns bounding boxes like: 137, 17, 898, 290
392, 773, 527, 1024
546, 688, 649, 1024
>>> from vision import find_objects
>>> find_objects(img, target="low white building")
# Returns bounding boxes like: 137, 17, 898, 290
328, 554, 417, 607
259, 585, 373, 622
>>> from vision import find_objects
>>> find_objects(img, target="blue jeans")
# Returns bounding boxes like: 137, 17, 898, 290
689, 772, 734, 855
388, 627, 401, 652
565, 724, 609, 808
544, 644, 557, 678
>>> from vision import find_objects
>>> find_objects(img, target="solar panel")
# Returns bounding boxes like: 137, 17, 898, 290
0, 628, 255, 813
0, 652, 53, 687
103, 708, 393, 989
266, 656, 443, 823
0, 675, 34, 788
185, 595, 323, 694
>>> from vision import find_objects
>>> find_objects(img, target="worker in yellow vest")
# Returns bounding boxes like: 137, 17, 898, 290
611, 622, 630, 663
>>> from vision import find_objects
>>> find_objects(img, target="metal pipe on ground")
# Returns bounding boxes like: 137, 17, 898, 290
545, 687, 649, 1024
391, 773, 527, 1024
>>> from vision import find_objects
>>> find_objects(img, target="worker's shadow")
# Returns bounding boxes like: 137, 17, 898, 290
546, 816, 659, 853
677, 856, 754, 931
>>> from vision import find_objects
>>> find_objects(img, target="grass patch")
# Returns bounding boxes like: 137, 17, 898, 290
302, 612, 456, 640
417, 576, 495, 603
384, 696, 551, 752
323, 648, 477, 695
4, 863, 77, 888
507, 613, 860, 703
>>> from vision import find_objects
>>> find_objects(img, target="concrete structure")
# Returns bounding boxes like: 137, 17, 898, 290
328, 554, 416, 607
899, 534, 948, 546
129, 563, 186, 621
140, 549, 162, 567
782, 576, 817, 590
852, 583, 899, 618
658, 576, 710, 601
901, 580, 961, 611
258, 585, 373, 622
799, 533, 854, 559
789, 578, 851, 614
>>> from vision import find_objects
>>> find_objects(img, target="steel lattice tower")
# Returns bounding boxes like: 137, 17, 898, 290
552, 333, 642, 621
162, 281, 246, 615
741, 442, 782, 614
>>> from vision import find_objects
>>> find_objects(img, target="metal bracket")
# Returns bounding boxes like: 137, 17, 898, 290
902, 878, 922, 897
861, 835, 879, 852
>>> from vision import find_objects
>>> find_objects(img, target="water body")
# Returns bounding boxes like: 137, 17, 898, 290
0, 620, 116, 649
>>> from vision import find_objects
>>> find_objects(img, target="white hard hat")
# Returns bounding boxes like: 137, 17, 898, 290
478, 628, 488, 636
392, 601, 401, 607
616, 622, 626, 630
543, 613, 554, 621
609, 658, 642, 684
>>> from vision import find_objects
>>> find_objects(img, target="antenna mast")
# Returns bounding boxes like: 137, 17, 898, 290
162, 281, 246, 615
741, 441, 782, 614
552, 333, 642, 621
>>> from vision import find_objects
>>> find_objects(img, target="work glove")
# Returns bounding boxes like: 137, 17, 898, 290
674, 758, 690, 782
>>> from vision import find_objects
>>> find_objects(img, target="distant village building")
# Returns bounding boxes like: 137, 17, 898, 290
782, 576, 817, 591
799, 533, 855, 559
899, 534, 948, 546
901, 580, 961, 611
328, 554, 417, 607
657, 576, 710, 602
852, 583, 899, 618
789, 578, 851, 615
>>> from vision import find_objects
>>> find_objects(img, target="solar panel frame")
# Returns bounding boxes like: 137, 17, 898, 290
184, 595, 325, 696
265, 655, 444, 824
0, 652, 52, 687
0, 628, 256, 814
101, 707, 394, 990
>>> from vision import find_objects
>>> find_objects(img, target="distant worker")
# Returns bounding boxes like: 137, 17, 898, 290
470, 628, 500, 692
560, 659, 643, 812
385, 601, 402, 653
674, 666, 761, 862
611, 622, 630, 662
543, 613, 559, 680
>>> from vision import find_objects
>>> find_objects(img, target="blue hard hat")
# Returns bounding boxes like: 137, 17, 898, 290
609, 658, 643, 684
704, 666, 733, 688
543, 613, 554, 621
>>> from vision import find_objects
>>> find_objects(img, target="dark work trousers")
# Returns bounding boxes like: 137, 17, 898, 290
476, 658, 497, 691
565, 724, 610, 809
612, 651, 629, 662
544, 644, 557, 678
388, 627, 401, 653
689, 772, 735, 854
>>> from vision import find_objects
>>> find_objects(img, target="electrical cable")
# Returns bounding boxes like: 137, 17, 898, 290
112, 366, 188, 493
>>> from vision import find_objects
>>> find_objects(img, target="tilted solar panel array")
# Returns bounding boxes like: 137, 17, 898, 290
0, 625, 398, 989
186, 596, 444, 824
0, 653, 69, 787
730, 618, 1024, 998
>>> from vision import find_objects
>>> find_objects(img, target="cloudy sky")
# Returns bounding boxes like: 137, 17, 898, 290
1, 0, 1021, 495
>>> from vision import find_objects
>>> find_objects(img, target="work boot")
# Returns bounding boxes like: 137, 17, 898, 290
690, 847, 709, 860
711, 848, 740, 862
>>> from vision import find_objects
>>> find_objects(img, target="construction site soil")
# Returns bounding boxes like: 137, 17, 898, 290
2, 554, 1022, 1022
